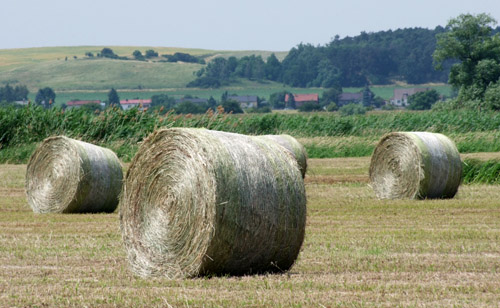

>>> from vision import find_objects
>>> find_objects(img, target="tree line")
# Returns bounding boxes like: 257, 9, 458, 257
189, 25, 500, 89
0, 84, 29, 104
83, 48, 205, 64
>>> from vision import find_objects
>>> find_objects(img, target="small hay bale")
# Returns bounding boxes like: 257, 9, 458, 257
257, 134, 308, 178
25, 136, 123, 213
120, 128, 307, 278
369, 132, 462, 199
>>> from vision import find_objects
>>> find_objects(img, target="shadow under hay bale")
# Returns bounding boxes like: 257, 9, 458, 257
257, 134, 308, 178
369, 132, 462, 199
120, 128, 307, 279
25, 136, 123, 213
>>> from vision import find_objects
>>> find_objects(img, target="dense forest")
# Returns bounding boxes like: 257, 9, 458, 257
189, 26, 500, 88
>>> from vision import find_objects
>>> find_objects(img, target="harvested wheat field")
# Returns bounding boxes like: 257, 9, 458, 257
1, 157, 500, 307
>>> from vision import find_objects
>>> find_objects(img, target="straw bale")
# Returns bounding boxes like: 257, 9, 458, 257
25, 136, 123, 213
257, 134, 308, 178
119, 128, 307, 278
369, 132, 462, 199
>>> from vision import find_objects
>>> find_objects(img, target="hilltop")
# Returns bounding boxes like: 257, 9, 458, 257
0, 46, 288, 91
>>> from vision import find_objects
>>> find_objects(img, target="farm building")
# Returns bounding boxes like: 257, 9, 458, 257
120, 99, 151, 111
228, 95, 258, 109
390, 88, 430, 107
65, 100, 104, 109
285, 93, 319, 108
338, 93, 363, 106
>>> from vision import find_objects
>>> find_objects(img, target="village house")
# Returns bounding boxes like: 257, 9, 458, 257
284, 93, 319, 108
337, 93, 363, 106
120, 99, 151, 110
65, 100, 104, 109
14, 99, 29, 106
390, 88, 430, 107
228, 95, 258, 109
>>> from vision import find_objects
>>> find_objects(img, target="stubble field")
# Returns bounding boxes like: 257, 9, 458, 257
1, 156, 500, 307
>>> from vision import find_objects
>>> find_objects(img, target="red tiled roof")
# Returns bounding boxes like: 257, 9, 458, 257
285, 94, 319, 102
120, 99, 152, 105
66, 100, 101, 106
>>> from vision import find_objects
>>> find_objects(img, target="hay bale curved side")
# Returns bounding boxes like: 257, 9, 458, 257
257, 134, 308, 178
119, 128, 307, 278
369, 132, 462, 199
25, 136, 123, 213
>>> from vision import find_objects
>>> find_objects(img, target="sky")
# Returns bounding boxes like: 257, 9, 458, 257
2, 0, 500, 51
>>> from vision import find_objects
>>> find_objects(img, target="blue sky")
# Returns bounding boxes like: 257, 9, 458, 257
2, 0, 500, 51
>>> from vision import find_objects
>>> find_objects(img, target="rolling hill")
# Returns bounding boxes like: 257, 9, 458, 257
0, 46, 288, 91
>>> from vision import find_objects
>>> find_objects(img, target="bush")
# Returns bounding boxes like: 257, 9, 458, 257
145, 49, 158, 58
174, 101, 207, 114
246, 106, 272, 113
484, 81, 500, 110
100, 48, 118, 59
298, 102, 322, 112
221, 100, 243, 114
381, 104, 396, 110
162, 52, 205, 64
326, 102, 338, 112
339, 103, 366, 116
408, 89, 440, 110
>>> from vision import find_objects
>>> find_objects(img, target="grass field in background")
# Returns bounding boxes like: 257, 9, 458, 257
1, 46, 451, 104
1, 157, 500, 307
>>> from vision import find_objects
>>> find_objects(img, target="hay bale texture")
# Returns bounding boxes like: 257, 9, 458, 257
258, 134, 308, 178
369, 132, 462, 199
26, 136, 123, 213
119, 128, 307, 278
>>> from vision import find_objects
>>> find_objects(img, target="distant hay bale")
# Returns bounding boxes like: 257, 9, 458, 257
257, 134, 308, 178
369, 132, 462, 199
26, 136, 123, 213
120, 128, 307, 278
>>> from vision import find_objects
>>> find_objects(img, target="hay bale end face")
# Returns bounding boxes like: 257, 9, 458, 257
25, 136, 123, 213
369, 132, 462, 199
120, 128, 307, 278
258, 134, 308, 178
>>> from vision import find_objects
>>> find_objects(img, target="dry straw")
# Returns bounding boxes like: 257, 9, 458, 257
257, 134, 308, 178
25, 136, 123, 213
120, 128, 307, 278
369, 132, 462, 199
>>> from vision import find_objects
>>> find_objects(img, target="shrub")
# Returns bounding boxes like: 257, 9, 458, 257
298, 102, 322, 112
484, 81, 500, 110
339, 103, 366, 116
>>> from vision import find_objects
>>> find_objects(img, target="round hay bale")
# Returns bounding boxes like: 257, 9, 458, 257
369, 132, 462, 199
257, 134, 308, 178
120, 128, 307, 278
26, 136, 123, 213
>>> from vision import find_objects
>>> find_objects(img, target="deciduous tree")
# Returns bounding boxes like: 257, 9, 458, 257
433, 13, 500, 102
35, 87, 56, 108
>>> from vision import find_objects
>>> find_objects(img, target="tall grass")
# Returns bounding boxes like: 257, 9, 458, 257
462, 159, 500, 184
1, 106, 500, 163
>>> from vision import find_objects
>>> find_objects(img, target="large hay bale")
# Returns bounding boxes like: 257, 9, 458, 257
369, 132, 462, 199
257, 134, 308, 178
26, 136, 123, 213
120, 128, 307, 278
